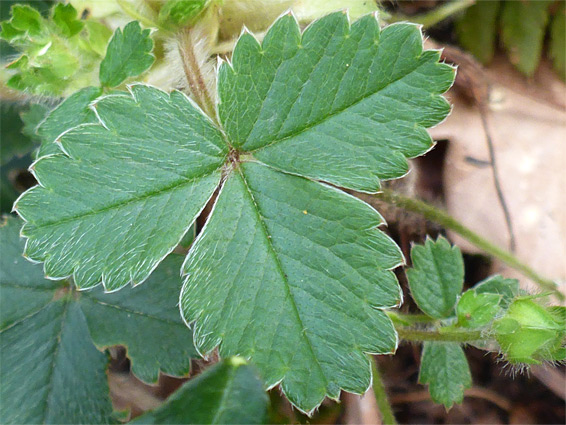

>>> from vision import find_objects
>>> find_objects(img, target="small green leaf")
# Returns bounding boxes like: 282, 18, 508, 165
550, 2, 565, 80
500, 0, 552, 77
419, 342, 471, 409
134, 357, 269, 424
407, 237, 464, 319
99, 21, 154, 88
36, 86, 102, 157
159, 0, 210, 26
493, 297, 566, 364
52, 3, 84, 38
5, 4, 43, 37
473, 274, 519, 308
456, 0, 500, 64
456, 290, 502, 328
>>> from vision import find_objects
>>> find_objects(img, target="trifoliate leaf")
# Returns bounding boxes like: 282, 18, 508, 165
36, 86, 102, 157
419, 342, 471, 409
407, 237, 464, 319
493, 297, 566, 364
500, 0, 552, 77
0, 216, 197, 423
550, 2, 565, 80
134, 357, 268, 424
15, 12, 454, 412
218, 12, 454, 192
181, 161, 402, 411
16, 85, 227, 291
473, 274, 519, 308
455, 0, 500, 65
99, 21, 154, 88
52, 3, 84, 38
456, 290, 502, 328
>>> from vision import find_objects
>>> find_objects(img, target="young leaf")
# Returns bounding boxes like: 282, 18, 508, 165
407, 237, 464, 319
219, 13, 454, 192
36, 86, 102, 157
0, 216, 196, 422
550, 2, 565, 80
52, 2, 84, 38
15, 12, 454, 412
500, 0, 552, 77
456, 290, 501, 328
419, 342, 471, 409
455, 0, 500, 65
99, 21, 154, 88
134, 357, 268, 424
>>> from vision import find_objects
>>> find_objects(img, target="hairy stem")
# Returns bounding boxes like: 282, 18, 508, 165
396, 327, 483, 343
371, 358, 398, 425
375, 188, 564, 301
177, 28, 217, 124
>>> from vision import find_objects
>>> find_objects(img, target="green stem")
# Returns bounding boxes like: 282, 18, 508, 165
396, 327, 483, 343
387, 311, 436, 326
386, 0, 475, 28
371, 358, 398, 425
376, 188, 564, 301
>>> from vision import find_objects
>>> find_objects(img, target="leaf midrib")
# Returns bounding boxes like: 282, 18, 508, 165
25, 169, 220, 231
236, 168, 328, 388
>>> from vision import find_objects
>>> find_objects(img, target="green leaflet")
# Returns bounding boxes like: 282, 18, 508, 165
99, 21, 154, 88
500, 0, 552, 77
134, 358, 268, 424
455, 0, 500, 65
0, 216, 196, 423
15, 12, 454, 412
406, 237, 464, 319
419, 342, 472, 409
218, 12, 454, 192
16, 85, 227, 291
181, 162, 401, 410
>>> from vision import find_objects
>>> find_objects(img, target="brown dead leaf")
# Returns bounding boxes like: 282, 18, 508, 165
429, 55, 566, 297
